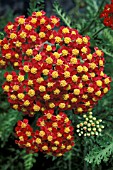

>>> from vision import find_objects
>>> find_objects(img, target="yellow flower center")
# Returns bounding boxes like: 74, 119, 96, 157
26, 49, 33, 56
6, 75, 13, 82
96, 80, 102, 87
73, 89, 80, 95
12, 85, 19, 91
18, 18, 25, 24
25, 24, 32, 30
39, 85, 46, 92
18, 75, 24, 82
59, 103, 66, 109
18, 93, 25, 100
87, 54, 92, 60
60, 80, 67, 87
3, 85, 9, 92
39, 131, 45, 137
55, 36, 62, 43
77, 66, 83, 73
72, 75, 78, 82
64, 127, 70, 133
76, 38, 82, 44
72, 49, 79, 56
24, 100, 30, 106
64, 37, 71, 44
28, 89, 35, 97
54, 88, 60, 95
10, 33, 17, 39
52, 71, 59, 78
62, 49, 68, 56
87, 87, 94, 93
39, 32, 45, 38
15, 41, 22, 47
23, 65, 30, 72
53, 52, 60, 58
47, 135, 53, 141
43, 94, 50, 100
46, 45, 52, 51
82, 75, 88, 81
77, 107, 83, 112
3, 44, 9, 50
34, 54, 42, 61
33, 105, 40, 111
96, 50, 102, 56
10, 94, 17, 100
31, 67, 37, 74
36, 138, 42, 144
20, 31, 27, 38
70, 57, 77, 64
46, 57, 53, 64
62, 28, 69, 34
71, 98, 77, 103
81, 47, 87, 53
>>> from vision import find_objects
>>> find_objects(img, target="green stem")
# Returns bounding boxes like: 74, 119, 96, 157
69, 152, 72, 170
84, 138, 88, 170
81, 0, 105, 34
92, 26, 106, 38
97, 0, 105, 16
81, 18, 95, 34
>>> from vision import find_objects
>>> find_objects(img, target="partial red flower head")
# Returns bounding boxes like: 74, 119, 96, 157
15, 111, 74, 156
100, 0, 113, 29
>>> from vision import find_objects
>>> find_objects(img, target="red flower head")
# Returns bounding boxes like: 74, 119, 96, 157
100, 0, 113, 29
0, 11, 111, 116
15, 111, 74, 156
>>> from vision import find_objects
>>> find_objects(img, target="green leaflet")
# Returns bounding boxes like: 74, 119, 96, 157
27, 0, 45, 16
53, 1, 72, 28
0, 109, 22, 147
85, 142, 113, 165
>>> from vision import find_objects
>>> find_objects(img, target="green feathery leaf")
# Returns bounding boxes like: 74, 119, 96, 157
85, 134, 113, 165
22, 150, 38, 170
0, 109, 22, 147
28, 0, 45, 16
53, 1, 72, 27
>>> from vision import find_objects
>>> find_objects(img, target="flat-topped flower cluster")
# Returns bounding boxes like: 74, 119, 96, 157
15, 110, 74, 156
0, 11, 111, 115
0, 10, 111, 156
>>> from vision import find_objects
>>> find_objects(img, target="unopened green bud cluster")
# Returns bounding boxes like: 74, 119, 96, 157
76, 112, 104, 137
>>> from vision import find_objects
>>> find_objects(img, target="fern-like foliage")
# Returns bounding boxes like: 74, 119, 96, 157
22, 150, 38, 170
27, 0, 45, 16
99, 29, 113, 57
0, 7, 14, 31
0, 109, 22, 147
53, 1, 72, 27
85, 134, 113, 165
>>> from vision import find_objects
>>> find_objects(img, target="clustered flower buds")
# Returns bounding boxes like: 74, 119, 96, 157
0, 11, 111, 115
76, 112, 104, 137
15, 110, 74, 156
100, 0, 113, 29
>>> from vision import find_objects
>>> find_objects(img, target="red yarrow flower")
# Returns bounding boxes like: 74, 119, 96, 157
100, 0, 113, 29
15, 111, 74, 156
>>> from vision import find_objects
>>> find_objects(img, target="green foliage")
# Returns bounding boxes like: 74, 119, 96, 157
85, 134, 113, 165
27, 0, 45, 16
22, 151, 38, 170
99, 28, 113, 58
0, 7, 14, 31
0, 109, 22, 147
0, 0, 113, 169
0, 147, 38, 170
53, 1, 72, 27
